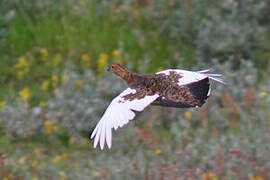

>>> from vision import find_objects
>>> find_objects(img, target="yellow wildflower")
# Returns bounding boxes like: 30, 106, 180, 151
46, 128, 52, 135
0, 101, 6, 110
53, 156, 61, 164
81, 54, 91, 68
112, 50, 120, 56
42, 80, 50, 91
44, 120, 56, 135
3, 177, 8, 180
62, 153, 68, 159
31, 177, 38, 180
249, 176, 264, 180
75, 79, 83, 87
19, 87, 31, 100
155, 148, 163, 155
15, 56, 29, 69
81, 54, 90, 62
18, 156, 26, 164
34, 148, 41, 157
202, 173, 218, 180
59, 171, 66, 180
40, 101, 46, 107
260, 92, 268, 97
44, 120, 52, 127
40, 48, 49, 57
52, 75, 58, 82
184, 111, 192, 119
61, 76, 67, 84
97, 53, 109, 72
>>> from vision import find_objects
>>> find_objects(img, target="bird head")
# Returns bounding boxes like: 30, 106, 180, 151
108, 64, 129, 79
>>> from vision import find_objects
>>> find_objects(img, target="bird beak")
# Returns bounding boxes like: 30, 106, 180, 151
106, 66, 111, 71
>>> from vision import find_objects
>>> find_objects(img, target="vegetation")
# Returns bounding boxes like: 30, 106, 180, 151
0, 0, 269, 179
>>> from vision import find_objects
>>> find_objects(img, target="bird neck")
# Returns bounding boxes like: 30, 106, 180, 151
112, 66, 146, 87
125, 73, 148, 88
123, 71, 135, 84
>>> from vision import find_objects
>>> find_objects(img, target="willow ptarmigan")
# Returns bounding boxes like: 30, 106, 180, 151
91, 64, 224, 149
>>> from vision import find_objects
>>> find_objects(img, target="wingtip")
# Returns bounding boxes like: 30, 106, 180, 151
90, 132, 95, 139
93, 138, 98, 148
91, 124, 99, 139
100, 143, 104, 150
197, 69, 226, 84
209, 77, 226, 84
108, 144, 111, 149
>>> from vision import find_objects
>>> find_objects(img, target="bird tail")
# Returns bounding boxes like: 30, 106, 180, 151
197, 69, 225, 84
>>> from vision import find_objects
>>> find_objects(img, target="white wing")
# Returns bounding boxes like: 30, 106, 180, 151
91, 88, 159, 150
156, 69, 225, 85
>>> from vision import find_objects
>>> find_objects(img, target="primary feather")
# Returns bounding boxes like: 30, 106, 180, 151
91, 88, 159, 149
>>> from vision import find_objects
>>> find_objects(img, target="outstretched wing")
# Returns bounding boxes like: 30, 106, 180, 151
90, 88, 159, 150
155, 69, 224, 108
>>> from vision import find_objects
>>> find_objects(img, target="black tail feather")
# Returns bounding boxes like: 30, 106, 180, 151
151, 77, 210, 108
186, 77, 210, 103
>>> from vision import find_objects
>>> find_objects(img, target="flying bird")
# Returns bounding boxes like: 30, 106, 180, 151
91, 64, 224, 149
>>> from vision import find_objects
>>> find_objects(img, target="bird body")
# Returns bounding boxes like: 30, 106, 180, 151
91, 64, 224, 149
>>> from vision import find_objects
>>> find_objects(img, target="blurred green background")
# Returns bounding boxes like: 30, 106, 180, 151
0, 0, 270, 179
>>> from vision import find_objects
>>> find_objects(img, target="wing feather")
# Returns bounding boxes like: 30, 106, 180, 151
156, 69, 224, 86
106, 121, 112, 148
155, 69, 224, 108
91, 88, 159, 149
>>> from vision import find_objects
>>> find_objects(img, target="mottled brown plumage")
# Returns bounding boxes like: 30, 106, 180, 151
110, 64, 204, 107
